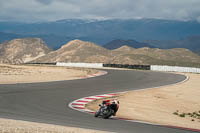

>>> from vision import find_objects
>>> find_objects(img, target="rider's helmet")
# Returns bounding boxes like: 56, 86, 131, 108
114, 98, 119, 104
102, 100, 110, 105
102, 101, 106, 104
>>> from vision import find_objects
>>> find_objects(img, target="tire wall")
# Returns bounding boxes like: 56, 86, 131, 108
103, 64, 150, 70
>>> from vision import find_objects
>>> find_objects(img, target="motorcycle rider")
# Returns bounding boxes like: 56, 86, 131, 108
111, 98, 119, 116
102, 98, 119, 116
102, 99, 111, 106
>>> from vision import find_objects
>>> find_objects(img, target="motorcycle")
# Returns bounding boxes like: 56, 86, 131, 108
94, 104, 115, 119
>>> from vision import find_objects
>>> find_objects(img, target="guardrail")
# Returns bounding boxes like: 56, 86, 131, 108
150, 65, 200, 73
55, 62, 200, 74
56, 62, 103, 68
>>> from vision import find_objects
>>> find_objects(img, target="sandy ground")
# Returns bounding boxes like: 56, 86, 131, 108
87, 73, 200, 130
0, 118, 111, 133
0, 64, 97, 84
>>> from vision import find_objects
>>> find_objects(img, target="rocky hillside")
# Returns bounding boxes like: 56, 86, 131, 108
33, 40, 200, 67
0, 38, 52, 64
111, 46, 200, 67
33, 40, 114, 63
2, 38, 199, 67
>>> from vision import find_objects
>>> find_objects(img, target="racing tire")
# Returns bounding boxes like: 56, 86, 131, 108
102, 109, 113, 119
94, 111, 100, 117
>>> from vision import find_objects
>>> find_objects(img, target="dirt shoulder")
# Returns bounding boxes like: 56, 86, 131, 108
0, 64, 97, 84
0, 118, 110, 133
87, 73, 200, 129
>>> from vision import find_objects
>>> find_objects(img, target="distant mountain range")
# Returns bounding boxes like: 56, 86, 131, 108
103, 36, 200, 55
1, 19, 200, 41
0, 32, 22, 43
145, 35, 200, 55
104, 39, 155, 50
0, 18, 200, 54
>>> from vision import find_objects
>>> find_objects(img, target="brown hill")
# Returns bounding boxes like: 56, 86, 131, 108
110, 45, 142, 64
2, 38, 199, 67
33, 40, 200, 67
113, 45, 136, 53
0, 38, 51, 64
33, 40, 113, 63
111, 46, 200, 67
135, 47, 200, 62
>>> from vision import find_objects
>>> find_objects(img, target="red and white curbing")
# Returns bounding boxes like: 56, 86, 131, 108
68, 92, 161, 126
68, 70, 109, 113
70, 74, 189, 115
68, 93, 118, 114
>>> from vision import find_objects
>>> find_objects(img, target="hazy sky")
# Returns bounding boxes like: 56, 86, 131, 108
1, 0, 200, 22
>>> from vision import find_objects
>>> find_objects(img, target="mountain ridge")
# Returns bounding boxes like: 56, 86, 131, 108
0, 18, 200, 54
104, 39, 155, 50
1, 18, 200, 45
32, 39, 200, 67
145, 35, 200, 55
32, 39, 112, 63
0, 38, 52, 64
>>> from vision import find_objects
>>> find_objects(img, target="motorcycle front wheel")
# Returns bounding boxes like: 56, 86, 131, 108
102, 109, 113, 119
94, 111, 100, 117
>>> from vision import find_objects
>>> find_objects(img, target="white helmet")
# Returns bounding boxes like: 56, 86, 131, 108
113, 98, 118, 104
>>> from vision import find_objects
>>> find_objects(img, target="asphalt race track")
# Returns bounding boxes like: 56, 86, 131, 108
0, 69, 195, 133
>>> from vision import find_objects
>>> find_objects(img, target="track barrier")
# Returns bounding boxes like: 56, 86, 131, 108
103, 64, 150, 70
56, 62, 103, 68
54, 62, 200, 73
151, 65, 200, 73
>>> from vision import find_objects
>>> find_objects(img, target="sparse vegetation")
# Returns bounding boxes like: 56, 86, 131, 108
173, 112, 179, 115
173, 110, 200, 122
179, 113, 186, 118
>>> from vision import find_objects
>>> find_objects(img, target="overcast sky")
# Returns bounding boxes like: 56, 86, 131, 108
0, 0, 200, 22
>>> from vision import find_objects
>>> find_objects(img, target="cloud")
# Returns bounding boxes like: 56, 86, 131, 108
35, 0, 54, 5
0, 0, 200, 22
